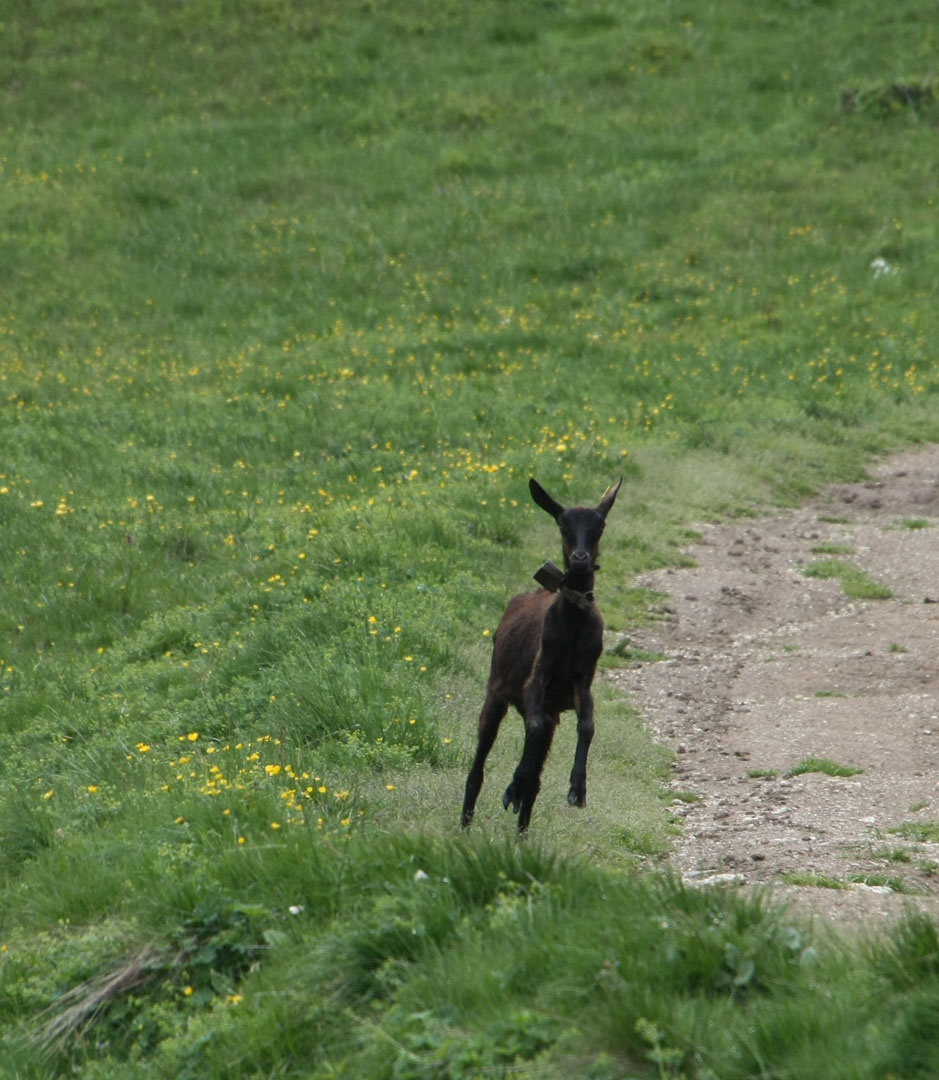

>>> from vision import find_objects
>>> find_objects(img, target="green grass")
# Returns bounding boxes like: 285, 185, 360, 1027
889, 822, 939, 843
603, 640, 669, 667
783, 871, 923, 899
848, 874, 923, 896
780, 872, 848, 890
789, 758, 866, 778
872, 847, 914, 864
3, 0, 939, 1075
810, 542, 857, 555
671, 790, 704, 805
802, 559, 894, 600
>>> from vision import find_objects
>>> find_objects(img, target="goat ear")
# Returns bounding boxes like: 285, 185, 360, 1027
597, 477, 622, 519
529, 478, 564, 520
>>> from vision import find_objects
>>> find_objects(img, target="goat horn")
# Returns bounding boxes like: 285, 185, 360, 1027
598, 477, 623, 516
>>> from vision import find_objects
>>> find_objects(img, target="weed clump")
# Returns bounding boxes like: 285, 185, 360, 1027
841, 79, 938, 119
802, 558, 892, 600
788, 757, 865, 778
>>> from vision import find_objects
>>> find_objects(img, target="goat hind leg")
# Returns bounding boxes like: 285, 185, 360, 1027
461, 691, 508, 828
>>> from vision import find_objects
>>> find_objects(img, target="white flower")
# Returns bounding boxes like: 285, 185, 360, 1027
288, 904, 304, 916
870, 256, 896, 278
413, 869, 429, 882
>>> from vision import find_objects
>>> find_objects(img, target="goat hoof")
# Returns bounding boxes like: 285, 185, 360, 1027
567, 790, 586, 808
502, 787, 520, 814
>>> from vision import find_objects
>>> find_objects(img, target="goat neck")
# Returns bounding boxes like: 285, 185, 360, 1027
559, 565, 596, 610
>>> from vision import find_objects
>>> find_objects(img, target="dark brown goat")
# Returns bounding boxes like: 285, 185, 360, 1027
461, 477, 622, 832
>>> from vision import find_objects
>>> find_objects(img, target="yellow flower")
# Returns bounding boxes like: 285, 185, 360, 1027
87, 785, 99, 793
237, 836, 246, 845
385, 784, 395, 792
136, 743, 150, 753
187, 732, 199, 742
264, 764, 282, 776
270, 821, 281, 830
183, 985, 194, 997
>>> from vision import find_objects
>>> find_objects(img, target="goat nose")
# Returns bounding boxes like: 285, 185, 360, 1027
571, 550, 590, 566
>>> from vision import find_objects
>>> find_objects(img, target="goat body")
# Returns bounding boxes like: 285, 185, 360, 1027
461, 477, 621, 832
486, 590, 602, 718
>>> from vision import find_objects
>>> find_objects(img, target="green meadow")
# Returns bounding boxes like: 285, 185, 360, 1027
2, 0, 939, 1075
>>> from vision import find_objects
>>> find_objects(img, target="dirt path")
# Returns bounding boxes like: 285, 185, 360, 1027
608, 445, 939, 923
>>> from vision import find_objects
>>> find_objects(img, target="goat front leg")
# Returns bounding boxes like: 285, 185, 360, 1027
502, 709, 557, 832
567, 686, 595, 808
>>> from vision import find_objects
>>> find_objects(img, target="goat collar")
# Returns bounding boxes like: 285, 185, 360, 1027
560, 584, 596, 610
533, 561, 596, 609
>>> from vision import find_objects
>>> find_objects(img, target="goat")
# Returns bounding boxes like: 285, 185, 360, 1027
461, 477, 622, 832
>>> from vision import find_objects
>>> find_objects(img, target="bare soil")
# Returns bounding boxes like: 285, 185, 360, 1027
608, 445, 939, 923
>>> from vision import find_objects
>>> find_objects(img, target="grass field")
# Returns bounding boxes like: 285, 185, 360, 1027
2, 0, 939, 1075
